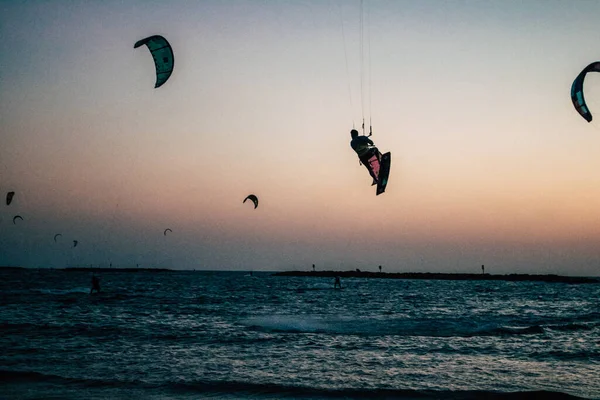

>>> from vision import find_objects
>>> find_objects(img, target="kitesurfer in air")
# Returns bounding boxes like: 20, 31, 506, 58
350, 129, 380, 185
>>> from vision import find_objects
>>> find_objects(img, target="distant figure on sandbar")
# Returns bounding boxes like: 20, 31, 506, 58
482, 265, 485, 275
312, 264, 315, 272
334, 276, 342, 289
90, 275, 101, 294
379, 265, 382, 273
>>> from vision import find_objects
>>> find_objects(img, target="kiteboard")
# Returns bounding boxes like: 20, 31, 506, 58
376, 152, 391, 195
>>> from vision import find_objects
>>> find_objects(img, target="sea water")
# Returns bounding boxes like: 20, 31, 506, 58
1, 269, 599, 399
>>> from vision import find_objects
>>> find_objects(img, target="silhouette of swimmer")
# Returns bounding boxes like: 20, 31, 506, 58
334, 276, 342, 289
90, 275, 100, 294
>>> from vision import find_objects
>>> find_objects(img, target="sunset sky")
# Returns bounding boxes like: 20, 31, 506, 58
2, 0, 600, 275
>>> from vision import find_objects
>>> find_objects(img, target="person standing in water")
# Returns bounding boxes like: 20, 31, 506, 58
334, 276, 342, 289
90, 275, 101, 294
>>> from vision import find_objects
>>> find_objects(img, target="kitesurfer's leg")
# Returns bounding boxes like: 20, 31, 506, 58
365, 164, 378, 184
360, 153, 379, 184
372, 150, 382, 185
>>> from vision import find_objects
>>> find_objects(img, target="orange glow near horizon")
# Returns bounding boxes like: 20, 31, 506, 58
2, 1, 600, 274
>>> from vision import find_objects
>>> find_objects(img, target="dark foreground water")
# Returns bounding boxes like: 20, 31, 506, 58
1, 269, 599, 399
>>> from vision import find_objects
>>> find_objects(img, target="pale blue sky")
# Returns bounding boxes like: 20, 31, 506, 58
1, 1, 600, 275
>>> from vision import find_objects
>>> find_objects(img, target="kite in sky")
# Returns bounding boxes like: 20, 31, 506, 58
243, 194, 259, 209
6, 191, 15, 206
571, 61, 600, 122
134, 35, 174, 88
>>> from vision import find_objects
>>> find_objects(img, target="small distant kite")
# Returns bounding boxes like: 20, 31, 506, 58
164, 228, 172, 236
73, 240, 78, 248
134, 35, 174, 88
6, 191, 15, 206
243, 194, 259, 209
12, 215, 23, 224
54, 233, 62, 242
571, 61, 600, 122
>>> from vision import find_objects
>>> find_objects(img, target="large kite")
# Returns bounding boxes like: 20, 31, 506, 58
571, 61, 600, 122
134, 35, 174, 88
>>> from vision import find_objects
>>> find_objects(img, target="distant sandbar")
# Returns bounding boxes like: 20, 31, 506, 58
273, 271, 599, 284
0, 266, 172, 273
64, 267, 172, 272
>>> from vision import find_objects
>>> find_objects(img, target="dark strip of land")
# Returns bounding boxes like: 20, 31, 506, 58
273, 271, 599, 284
64, 267, 171, 272
0, 266, 172, 272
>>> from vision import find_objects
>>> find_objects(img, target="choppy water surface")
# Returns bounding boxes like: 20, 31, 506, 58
1, 269, 599, 399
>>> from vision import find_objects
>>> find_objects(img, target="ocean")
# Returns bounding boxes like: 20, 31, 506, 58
1, 268, 598, 399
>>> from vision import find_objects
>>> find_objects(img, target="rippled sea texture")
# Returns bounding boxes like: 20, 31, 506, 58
1, 269, 599, 399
